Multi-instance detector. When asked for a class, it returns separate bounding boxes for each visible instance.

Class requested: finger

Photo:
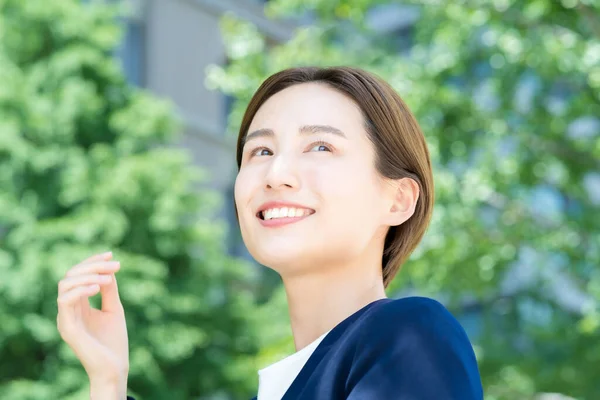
[78,251,113,267]
[57,284,101,332]
[101,273,123,313]
[58,284,101,308]
[64,251,112,278]
[65,261,120,278]
[58,274,113,295]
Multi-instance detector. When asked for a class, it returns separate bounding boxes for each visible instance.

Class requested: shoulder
[368,295,455,320]
[346,297,483,398]
[354,296,480,377]
[359,296,468,341]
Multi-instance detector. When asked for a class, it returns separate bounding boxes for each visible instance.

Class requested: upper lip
[256,201,315,216]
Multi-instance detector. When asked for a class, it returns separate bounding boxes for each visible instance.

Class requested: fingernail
[102,251,113,258]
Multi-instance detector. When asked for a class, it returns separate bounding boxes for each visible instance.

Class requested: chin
[255,247,301,265]
[251,245,307,271]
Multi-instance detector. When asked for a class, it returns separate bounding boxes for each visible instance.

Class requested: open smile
[257,212,315,227]
[256,206,316,228]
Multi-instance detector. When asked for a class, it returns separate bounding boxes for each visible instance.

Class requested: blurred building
[116,0,294,190]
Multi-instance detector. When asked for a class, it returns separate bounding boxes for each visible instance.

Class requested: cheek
[313,163,384,226]
[310,160,378,200]
[234,170,252,218]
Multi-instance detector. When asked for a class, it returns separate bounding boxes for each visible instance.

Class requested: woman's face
[234,82,393,275]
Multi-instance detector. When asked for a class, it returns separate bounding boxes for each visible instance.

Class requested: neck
[281,261,387,352]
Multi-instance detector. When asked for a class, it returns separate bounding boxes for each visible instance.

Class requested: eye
[307,140,333,152]
[249,146,273,157]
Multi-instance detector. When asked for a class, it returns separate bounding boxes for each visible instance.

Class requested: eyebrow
[243,124,347,148]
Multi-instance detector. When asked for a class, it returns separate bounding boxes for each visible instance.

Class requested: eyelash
[248,140,334,158]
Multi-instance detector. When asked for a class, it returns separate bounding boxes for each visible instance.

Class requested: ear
[384,177,420,227]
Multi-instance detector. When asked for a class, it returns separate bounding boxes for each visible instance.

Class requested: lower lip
[258,212,314,227]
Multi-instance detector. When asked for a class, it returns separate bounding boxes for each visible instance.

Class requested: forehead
[248,83,365,136]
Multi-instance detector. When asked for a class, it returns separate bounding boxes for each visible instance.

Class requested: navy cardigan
[128,296,483,400]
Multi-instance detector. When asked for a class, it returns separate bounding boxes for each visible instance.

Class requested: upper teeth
[263,207,311,220]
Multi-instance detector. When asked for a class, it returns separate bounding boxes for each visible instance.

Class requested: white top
[257,329,332,400]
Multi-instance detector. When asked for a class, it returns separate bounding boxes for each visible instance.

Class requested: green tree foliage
[208,1,600,399]
[0,1,259,399]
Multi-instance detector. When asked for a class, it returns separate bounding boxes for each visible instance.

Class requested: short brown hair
[235,66,434,288]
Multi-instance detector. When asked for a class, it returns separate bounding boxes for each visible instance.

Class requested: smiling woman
[232,66,483,399]
[57,66,483,400]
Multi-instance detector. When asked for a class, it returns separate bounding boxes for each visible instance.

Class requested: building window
[82,0,146,86]
[114,16,146,87]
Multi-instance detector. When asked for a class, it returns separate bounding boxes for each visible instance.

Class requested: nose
[264,153,300,191]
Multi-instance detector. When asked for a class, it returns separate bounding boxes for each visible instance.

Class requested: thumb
[101,273,123,313]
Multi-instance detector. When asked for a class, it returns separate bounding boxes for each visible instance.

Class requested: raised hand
[57,251,129,396]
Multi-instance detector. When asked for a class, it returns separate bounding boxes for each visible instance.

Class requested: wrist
[89,372,128,400]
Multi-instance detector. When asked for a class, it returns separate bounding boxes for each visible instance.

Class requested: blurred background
[0,0,599,399]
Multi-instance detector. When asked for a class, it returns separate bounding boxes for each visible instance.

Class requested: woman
[57,66,483,399]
